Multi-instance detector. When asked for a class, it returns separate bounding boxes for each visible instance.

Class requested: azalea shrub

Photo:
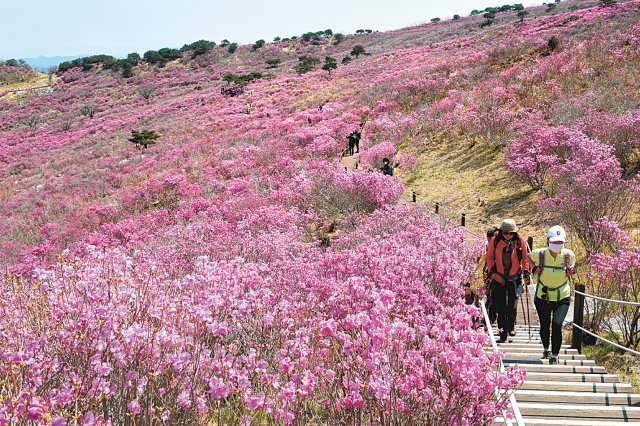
[0,208,521,425]
[586,236,640,349]
[5,0,640,422]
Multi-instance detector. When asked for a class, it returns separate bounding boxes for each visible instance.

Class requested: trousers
[534,297,570,355]
[488,278,520,340]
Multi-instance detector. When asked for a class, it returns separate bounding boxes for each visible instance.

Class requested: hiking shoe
[549,355,558,365]
[542,350,551,359]
[509,330,517,337]
[498,335,508,344]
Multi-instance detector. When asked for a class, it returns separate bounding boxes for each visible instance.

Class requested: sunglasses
[502,231,514,235]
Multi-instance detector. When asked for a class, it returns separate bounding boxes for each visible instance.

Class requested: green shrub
[266,58,282,68]
[252,39,266,51]
[228,43,238,54]
[121,62,133,78]
[129,130,160,149]
[223,72,263,86]
[180,40,216,58]
[127,53,141,65]
[294,56,321,74]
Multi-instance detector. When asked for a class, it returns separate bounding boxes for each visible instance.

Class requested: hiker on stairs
[529,225,576,365]
[486,219,531,343]
[481,227,500,325]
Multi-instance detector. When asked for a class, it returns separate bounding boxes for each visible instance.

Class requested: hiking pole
[525,280,531,340]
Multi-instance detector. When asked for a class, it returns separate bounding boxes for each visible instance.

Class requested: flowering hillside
[1,0,640,423]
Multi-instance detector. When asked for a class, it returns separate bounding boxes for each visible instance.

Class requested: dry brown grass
[399,134,551,243]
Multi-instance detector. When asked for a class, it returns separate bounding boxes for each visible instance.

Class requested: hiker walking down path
[381,158,394,176]
[530,225,576,365]
[486,219,531,343]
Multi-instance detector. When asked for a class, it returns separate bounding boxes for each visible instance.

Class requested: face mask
[549,242,565,253]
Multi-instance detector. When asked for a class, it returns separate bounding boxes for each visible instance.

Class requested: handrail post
[572,283,585,353]
[461,213,466,227]
[435,202,440,214]
[412,191,416,202]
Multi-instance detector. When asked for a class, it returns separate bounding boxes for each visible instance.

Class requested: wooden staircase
[490,297,640,425]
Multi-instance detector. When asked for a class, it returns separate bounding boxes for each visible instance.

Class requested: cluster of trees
[58,53,143,77]
[295,45,367,75]
[1,59,31,69]
[220,40,239,53]
[142,48,181,66]
[469,3,541,27]
[223,71,264,86]
[271,30,345,46]
[301,29,333,43]
[180,40,216,58]
[58,38,229,77]
[0,59,34,85]
[470,3,525,15]
[56,25,375,80]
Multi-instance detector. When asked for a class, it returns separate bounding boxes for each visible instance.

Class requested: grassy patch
[398,135,548,240]
[582,343,640,393]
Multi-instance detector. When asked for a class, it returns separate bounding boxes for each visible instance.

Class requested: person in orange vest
[529,225,576,365]
[486,219,531,342]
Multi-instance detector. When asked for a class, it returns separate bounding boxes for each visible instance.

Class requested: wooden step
[495,352,588,361]
[514,389,640,406]
[538,359,596,366]
[505,364,606,374]
[495,343,572,349]
[524,371,619,383]
[521,381,633,393]
[518,402,640,420]
[517,418,640,425]
[488,347,580,354]
[502,358,595,366]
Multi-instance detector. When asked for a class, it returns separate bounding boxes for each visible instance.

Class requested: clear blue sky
[1,0,545,58]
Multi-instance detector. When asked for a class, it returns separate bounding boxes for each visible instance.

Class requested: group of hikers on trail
[345,128,361,156]
[342,123,394,176]
[483,219,576,365]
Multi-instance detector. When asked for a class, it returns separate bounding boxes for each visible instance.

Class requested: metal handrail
[480,298,525,426]
[571,289,640,307]
[566,321,640,356]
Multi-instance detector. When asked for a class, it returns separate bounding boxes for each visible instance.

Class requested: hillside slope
[1,0,640,423]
